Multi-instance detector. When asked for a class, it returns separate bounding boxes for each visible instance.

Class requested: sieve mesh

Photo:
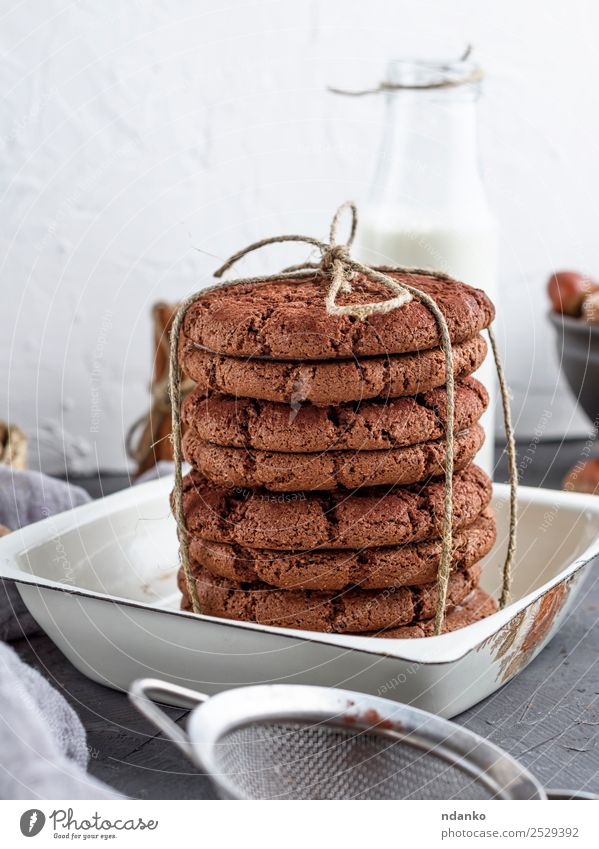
[212,721,497,800]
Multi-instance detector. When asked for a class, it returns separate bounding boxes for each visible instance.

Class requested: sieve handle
[129,677,209,758]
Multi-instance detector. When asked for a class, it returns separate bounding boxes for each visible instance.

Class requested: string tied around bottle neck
[328,46,483,97]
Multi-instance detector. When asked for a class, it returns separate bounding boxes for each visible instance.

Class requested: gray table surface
[10,439,599,799]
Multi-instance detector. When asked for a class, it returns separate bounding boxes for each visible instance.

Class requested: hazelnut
[582,291,599,325]
[547,270,599,317]
[563,458,599,494]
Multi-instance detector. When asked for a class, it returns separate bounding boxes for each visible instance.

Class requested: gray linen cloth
[0,642,119,799]
[0,465,121,799]
[0,466,91,640]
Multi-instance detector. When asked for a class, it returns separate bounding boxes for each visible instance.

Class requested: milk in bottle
[358,56,498,476]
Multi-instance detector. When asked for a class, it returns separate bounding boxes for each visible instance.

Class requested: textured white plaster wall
[1,0,597,474]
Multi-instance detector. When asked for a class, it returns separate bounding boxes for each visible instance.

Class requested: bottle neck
[370,87,488,217]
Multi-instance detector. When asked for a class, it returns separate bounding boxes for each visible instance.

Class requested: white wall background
[1,0,597,475]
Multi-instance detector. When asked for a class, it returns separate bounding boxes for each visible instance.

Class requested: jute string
[169,201,517,635]
[328,46,483,98]
[126,372,195,466]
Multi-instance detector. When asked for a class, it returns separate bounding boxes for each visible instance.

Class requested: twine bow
[169,202,517,636]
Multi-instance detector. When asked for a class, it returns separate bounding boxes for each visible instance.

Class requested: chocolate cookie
[371,588,498,638]
[179,563,482,633]
[181,377,488,453]
[179,464,492,550]
[179,333,488,405]
[182,273,494,360]
[189,508,496,590]
[182,423,485,491]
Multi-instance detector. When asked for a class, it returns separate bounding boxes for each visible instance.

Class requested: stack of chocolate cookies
[175,272,499,637]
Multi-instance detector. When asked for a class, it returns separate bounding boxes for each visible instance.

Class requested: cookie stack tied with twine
[170,203,517,637]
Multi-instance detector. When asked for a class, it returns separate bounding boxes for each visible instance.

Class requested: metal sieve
[129,679,546,800]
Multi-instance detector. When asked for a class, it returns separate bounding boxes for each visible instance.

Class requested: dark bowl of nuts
[548,270,599,428]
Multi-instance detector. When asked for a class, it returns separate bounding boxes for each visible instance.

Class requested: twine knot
[320,243,353,294]
[321,242,350,269]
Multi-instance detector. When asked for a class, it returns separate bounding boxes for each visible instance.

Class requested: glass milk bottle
[359,58,498,477]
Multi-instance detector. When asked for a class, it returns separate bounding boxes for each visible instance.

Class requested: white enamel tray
[1,476,598,717]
